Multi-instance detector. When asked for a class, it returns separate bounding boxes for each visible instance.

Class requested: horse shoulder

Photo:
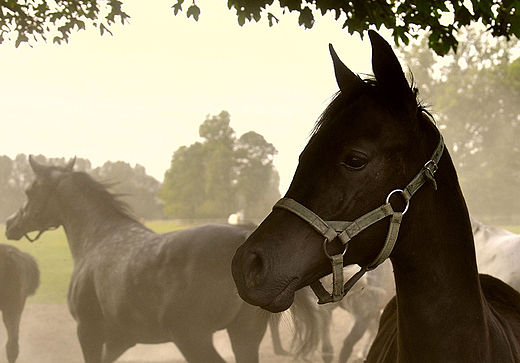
[480,274,520,359]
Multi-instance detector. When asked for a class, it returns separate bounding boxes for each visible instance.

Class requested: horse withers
[5,157,277,363]
[0,243,40,363]
[232,30,520,362]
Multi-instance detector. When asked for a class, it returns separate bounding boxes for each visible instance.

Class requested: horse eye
[341,155,366,170]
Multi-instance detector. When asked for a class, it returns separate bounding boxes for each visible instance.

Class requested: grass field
[0,220,188,305]
[1,221,519,305]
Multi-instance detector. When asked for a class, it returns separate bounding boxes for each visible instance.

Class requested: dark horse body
[232,30,520,362]
[0,243,39,363]
[5,158,271,363]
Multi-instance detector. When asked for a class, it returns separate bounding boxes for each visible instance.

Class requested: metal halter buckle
[386,189,409,215]
[323,237,348,260]
[424,160,438,177]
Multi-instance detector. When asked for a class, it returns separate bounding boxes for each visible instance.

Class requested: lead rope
[273,134,444,304]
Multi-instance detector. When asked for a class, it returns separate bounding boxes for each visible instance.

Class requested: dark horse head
[5,156,76,241]
[232,31,441,312]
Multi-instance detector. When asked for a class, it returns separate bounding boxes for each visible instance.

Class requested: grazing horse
[0,243,40,363]
[4,156,317,363]
[232,30,520,362]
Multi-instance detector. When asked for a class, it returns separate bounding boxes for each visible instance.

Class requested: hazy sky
[0,1,378,193]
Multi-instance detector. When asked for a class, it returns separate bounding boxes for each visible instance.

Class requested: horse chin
[259,278,299,313]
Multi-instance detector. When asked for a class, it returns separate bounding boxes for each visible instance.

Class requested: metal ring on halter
[386,189,409,215]
[323,237,347,260]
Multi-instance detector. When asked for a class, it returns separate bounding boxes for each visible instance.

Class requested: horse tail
[7,246,40,297]
[288,287,321,359]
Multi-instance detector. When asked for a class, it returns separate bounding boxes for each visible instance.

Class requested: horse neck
[389,151,489,361]
[56,182,148,262]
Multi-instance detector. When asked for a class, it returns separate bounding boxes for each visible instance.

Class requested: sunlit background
[0,0,375,194]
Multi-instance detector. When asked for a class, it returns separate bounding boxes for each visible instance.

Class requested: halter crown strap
[273,134,444,304]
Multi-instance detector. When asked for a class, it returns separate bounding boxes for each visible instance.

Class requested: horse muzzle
[232,208,329,312]
[5,209,26,240]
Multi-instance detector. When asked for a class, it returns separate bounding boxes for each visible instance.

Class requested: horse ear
[29,155,51,178]
[369,30,416,116]
[65,156,76,172]
[329,44,362,95]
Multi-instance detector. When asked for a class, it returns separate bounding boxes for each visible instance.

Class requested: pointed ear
[329,44,363,95]
[65,156,76,172]
[369,30,416,116]
[29,155,51,178]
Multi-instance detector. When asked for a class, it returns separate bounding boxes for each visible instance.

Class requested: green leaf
[187,4,201,21]
[15,33,29,48]
[172,0,184,16]
[99,23,113,36]
[267,12,279,27]
[298,6,314,29]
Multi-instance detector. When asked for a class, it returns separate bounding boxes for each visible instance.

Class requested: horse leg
[269,315,289,356]
[338,317,370,363]
[317,305,334,363]
[227,304,269,363]
[172,332,227,363]
[2,304,23,363]
[360,313,380,358]
[102,338,135,363]
[77,321,104,363]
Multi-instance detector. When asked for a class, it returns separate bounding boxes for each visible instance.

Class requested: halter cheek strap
[273,134,444,304]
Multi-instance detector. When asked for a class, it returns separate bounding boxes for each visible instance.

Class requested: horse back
[67,223,256,340]
[0,244,40,306]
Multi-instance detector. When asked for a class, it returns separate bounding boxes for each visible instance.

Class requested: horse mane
[311,74,434,140]
[68,171,137,222]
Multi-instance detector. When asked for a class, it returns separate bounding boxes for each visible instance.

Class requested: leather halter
[273,134,445,304]
[22,178,61,243]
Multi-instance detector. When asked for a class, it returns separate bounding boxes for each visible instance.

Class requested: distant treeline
[0,154,163,222]
[0,112,282,224]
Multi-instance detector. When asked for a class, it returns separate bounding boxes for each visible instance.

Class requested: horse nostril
[245,252,266,288]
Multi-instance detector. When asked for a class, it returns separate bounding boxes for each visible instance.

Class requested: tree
[159,143,206,219]
[91,160,163,220]
[1,0,130,46]
[180,0,519,55]
[160,111,280,220]
[199,111,237,217]
[3,1,518,55]
[235,131,280,219]
[399,27,520,221]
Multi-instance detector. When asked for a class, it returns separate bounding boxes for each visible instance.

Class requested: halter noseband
[273,134,445,304]
[22,177,62,243]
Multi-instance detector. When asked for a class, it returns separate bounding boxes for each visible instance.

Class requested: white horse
[471,216,520,291]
